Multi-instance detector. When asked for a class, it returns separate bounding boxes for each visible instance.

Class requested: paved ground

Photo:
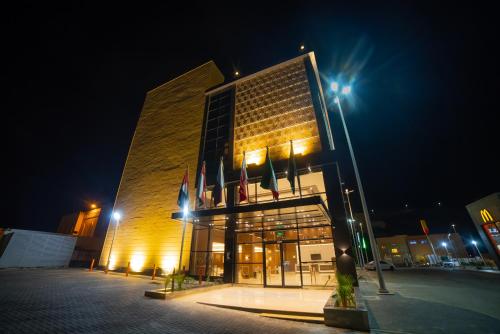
[176,286,331,314]
[1,268,499,333]
[0,268,349,334]
[359,268,500,333]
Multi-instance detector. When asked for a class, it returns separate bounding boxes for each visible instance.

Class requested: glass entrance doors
[265,242,301,287]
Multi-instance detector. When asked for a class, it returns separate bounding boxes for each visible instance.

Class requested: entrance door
[265,242,301,287]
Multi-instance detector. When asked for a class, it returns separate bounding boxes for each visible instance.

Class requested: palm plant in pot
[334,273,355,308]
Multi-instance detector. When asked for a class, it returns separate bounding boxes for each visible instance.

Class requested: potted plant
[334,273,355,308]
[323,273,369,331]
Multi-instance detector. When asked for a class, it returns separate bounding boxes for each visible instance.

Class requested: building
[58,206,110,266]
[376,233,468,266]
[0,229,76,268]
[466,193,500,267]
[100,52,357,287]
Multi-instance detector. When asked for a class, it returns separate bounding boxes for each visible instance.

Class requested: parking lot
[359,268,500,333]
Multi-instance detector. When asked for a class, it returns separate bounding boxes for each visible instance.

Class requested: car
[364,260,395,271]
[442,260,460,268]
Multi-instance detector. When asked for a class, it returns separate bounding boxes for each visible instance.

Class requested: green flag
[260,147,279,200]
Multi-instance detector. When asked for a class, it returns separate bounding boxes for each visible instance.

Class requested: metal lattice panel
[233,59,322,168]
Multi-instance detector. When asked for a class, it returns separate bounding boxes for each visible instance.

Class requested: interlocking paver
[0,268,349,334]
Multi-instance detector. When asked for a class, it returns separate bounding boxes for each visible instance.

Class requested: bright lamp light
[472,240,477,245]
[113,212,121,221]
[342,85,352,95]
[183,205,189,217]
[331,81,339,92]
[441,242,447,247]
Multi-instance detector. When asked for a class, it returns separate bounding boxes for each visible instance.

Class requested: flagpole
[290,140,302,198]
[178,165,189,275]
[244,152,250,203]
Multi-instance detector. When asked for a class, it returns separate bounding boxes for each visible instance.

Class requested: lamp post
[331,81,389,294]
[451,224,458,234]
[471,240,486,266]
[105,212,121,273]
[441,242,450,260]
[345,188,364,267]
[447,233,455,260]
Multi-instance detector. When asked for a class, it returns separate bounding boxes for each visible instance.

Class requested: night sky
[7,2,499,239]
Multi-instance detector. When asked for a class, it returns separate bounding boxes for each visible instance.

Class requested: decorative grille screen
[233,59,321,168]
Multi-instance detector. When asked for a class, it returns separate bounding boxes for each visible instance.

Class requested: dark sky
[7,2,499,235]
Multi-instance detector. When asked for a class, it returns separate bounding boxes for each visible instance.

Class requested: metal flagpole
[178,165,189,274]
[291,141,302,198]
[244,152,250,203]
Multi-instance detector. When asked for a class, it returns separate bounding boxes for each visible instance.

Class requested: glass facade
[189,220,225,278]
[234,204,335,287]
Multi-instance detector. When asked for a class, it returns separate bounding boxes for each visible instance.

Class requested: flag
[177,168,189,209]
[260,147,279,200]
[287,141,297,195]
[212,157,225,207]
[239,152,248,202]
[196,161,207,208]
[420,219,429,235]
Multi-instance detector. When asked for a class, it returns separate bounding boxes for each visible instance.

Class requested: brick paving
[0,268,350,334]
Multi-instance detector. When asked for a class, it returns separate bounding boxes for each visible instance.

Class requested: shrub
[335,273,355,308]
[175,273,186,290]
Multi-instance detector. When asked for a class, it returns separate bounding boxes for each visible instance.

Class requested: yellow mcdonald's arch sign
[480,209,494,223]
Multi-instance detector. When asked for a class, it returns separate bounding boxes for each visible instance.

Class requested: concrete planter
[323,287,369,331]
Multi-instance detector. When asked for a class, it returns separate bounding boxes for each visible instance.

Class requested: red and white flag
[239,153,248,202]
[196,161,207,208]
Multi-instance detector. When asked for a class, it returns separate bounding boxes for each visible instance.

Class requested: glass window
[300,239,335,287]
[237,243,263,263]
[298,226,332,240]
[237,232,262,244]
[236,263,264,284]
[263,229,297,242]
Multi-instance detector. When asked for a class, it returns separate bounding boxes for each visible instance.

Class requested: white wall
[0,229,76,268]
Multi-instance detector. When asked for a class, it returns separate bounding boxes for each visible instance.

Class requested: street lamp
[441,242,450,259]
[471,240,486,266]
[331,81,389,294]
[106,211,121,273]
[451,224,458,234]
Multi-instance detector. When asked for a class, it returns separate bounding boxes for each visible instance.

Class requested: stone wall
[99,62,224,272]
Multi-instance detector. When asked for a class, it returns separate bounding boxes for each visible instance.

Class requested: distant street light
[106,211,121,273]
[331,80,389,294]
[471,240,486,266]
[345,188,364,267]
[447,233,456,259]
[451,224,458,234]
[441,242,450,259]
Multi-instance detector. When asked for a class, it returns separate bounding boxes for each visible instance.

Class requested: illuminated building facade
[100,53,357,286]
[466,193,500,268]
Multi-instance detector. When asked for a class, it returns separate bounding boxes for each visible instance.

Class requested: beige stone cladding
[99,62,224,273]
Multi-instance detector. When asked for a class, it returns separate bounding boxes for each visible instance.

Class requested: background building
[0,229,76,268]
[377,233,467,266]
[58,206,110,266]
[466,193,500,267]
